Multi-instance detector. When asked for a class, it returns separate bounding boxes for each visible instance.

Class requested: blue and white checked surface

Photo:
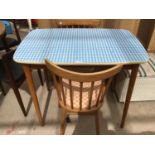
[13,28,149,65]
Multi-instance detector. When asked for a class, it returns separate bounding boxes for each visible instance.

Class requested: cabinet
[37,19,57,28]
[148,26,155,52]
[136,19,155,52]
[102,19,140,35]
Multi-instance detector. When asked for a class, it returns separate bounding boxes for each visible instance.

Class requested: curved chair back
[45,60,123,113]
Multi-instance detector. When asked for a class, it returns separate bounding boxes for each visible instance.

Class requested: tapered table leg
[23,65,44,126]
[120,64,139,128]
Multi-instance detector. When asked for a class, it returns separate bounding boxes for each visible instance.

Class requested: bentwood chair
[45,60,123,135]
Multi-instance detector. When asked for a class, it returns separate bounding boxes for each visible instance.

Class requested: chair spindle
[95,81,105,107]
[79,82,83,110]
[69,80,74,109]
[59,77,66,106]
[88,81,94,109]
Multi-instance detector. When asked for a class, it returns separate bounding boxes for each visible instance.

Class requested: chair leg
[0,80,6,95]
[37,69,44,86]
[111,75,117,92]
[12,86,27,117]
[66,116,71,123]
[95,111,100,135]
[60,109,67,135]
[44,69,51,91]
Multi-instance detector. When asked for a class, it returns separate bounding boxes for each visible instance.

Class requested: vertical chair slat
[95,81,105,107]
[59,77,66,106]
[79,82,83,111]
[53,75,62,102]
[69,80,74,109]
[88,81,94,109]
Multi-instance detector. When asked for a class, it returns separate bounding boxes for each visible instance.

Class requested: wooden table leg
[120,64,139,128]
[23,65,44,126]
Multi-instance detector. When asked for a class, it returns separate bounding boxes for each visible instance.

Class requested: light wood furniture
[45,60,123,134]
[37,19,102,28]
[56,19,102,28]
[14,29,148,128]
[37,19,57,28]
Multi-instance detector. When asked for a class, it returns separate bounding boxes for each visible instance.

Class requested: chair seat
[62,79,102,109]
[0,37,19,50]
[0,59,24,82]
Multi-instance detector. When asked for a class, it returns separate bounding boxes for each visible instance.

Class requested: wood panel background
[148,27,155,52]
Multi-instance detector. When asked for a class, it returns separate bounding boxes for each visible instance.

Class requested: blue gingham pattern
[13,28,149,65]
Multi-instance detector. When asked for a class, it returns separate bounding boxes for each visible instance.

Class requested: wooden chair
[0,50,27,116]
[0,19,21,51]
[0,19,44,85]
[56,19,101,28]
[45,60,123,134]
[0,21,42,116]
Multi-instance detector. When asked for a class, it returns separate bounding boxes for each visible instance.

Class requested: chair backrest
[56,19,101,28]
[45,60,123,112]
[0,19,21,52]
[1,19,21,42]
[11,19,21,43]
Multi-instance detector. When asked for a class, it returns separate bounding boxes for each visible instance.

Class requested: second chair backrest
[0,19,21,52]
[11,19,21,43]
[56,19,102,28]
[1,19,21,43]
[45,60,123,113]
